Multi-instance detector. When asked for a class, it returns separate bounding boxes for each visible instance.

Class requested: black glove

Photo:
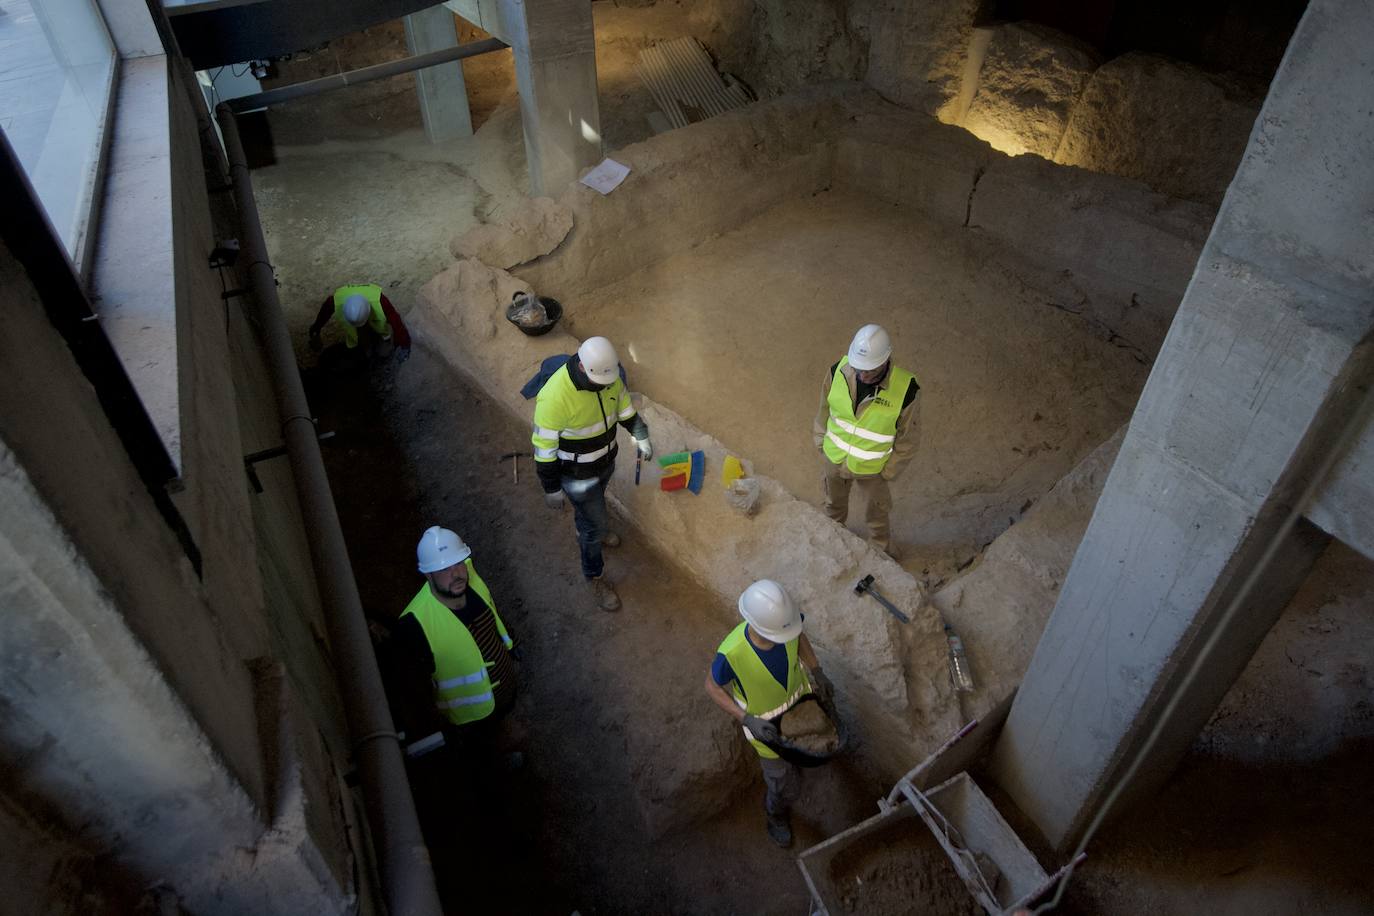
[810,668,835,704]
[509,644,524,663]
[743,714,780,745]
[396,345,411,363]
[308,329,323,353]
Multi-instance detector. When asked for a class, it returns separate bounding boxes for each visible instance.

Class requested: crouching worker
[308,283,412,370]
[704,579,835,848]
[390,526,518,746]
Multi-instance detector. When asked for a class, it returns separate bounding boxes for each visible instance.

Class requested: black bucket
[506,292,563,337]
[764,695,851,767]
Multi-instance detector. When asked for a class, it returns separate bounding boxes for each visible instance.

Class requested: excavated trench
[250,7,1374,912]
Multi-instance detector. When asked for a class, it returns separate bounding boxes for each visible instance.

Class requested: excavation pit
[419,81,1214,768]
[505,83,1209,574]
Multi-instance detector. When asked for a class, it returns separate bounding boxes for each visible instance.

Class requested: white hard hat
[343,294,371,327]
[416,526,471,574]
[847,324,892,371]
[738,579,803,643]
[577,336,620,386]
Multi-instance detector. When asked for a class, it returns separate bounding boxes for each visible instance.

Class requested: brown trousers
[821,457,892,551]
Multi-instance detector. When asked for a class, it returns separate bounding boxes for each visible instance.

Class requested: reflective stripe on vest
[557,444,611,463]
[400,558,512,726]
[822,357,916,476]
[438,691,494,709]
[531,363,633,468]
[717,621,810,759]
[435,670,487,690]
[332,284,390,349]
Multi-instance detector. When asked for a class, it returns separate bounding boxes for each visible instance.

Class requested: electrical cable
[207,66,225,109]
[214,262,230,332]
[1030,361,1374,914]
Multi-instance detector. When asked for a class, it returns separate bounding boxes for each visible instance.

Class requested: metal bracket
[208,239,240,268]
[244,430,335,493]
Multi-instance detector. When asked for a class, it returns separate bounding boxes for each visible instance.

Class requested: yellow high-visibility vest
[717,621,810,759]
[332,284,390,349]
[400,560,513,726]
[822,356,916,475]
[531,363,634,470]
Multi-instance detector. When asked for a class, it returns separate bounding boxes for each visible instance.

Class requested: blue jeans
[563,463,614,579]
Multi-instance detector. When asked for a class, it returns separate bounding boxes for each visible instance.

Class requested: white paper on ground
[579,158,631,195]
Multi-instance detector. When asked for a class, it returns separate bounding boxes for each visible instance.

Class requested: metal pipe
[213,102,442,916]
[228,37,507,112]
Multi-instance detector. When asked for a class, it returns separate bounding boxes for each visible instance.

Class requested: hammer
[499,451,529,484]
[854,574,910,624]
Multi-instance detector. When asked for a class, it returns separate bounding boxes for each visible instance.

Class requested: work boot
[602,531,622,548]
[588,575,621,612]
[766,815,793,849]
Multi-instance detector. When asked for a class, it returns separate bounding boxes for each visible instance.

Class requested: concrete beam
[990,0,1374,852]
[496,0,602,196]
[403,5,473,143]
[1308,416,1374,560]
[443,0,506,40]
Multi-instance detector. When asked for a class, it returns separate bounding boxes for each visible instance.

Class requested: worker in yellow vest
[307,283,412,368]
[813,324,922,557]
[389,526,517,737]
[532,336,653,612]
[704,579,835,848]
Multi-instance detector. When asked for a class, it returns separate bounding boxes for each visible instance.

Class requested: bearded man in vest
[704,579,835,848]
[389,527,518,741]
[813,324,921,557]
[307,283,412,369]
[532,336,653,612]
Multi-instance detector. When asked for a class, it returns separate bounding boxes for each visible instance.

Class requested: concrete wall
[1308,415,1374,561]
[990,0,1374,851]
[0,791,145,916]
[0,56,365,915]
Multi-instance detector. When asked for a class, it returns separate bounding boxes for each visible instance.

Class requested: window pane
[0,0,116,263]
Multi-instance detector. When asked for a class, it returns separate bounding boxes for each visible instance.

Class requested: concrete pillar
[497,0,602,195]
[990,0,1374,853]
[403,5,473,142]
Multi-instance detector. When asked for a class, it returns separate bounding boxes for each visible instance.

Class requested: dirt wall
[1052,52,1262,209]
[830,90,1213,359]
[960,22,1100,158]
[516,82,856,302]
[930,427,1125,719]
[864,0,982,119]
[533,82,1207,380]
[676,2,1262,207]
